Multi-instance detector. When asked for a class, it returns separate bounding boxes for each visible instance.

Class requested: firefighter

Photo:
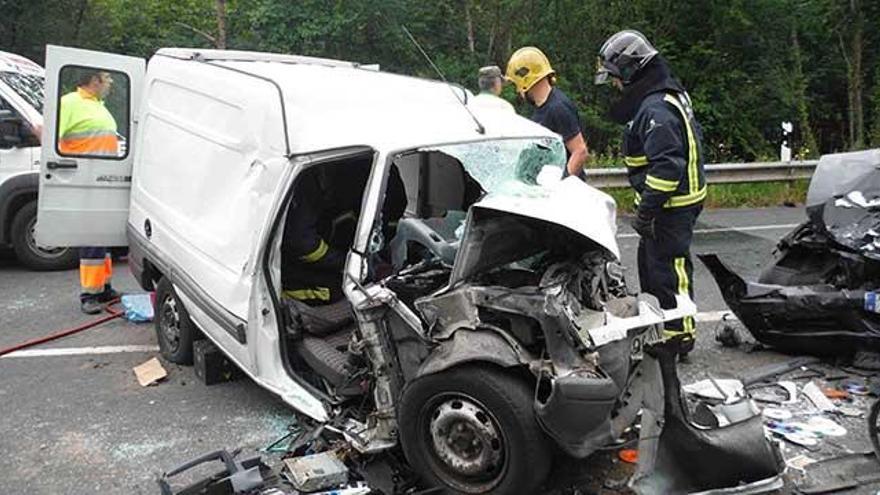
[506,47,589,179]
[58,70,120,314]
[595,30,706,359]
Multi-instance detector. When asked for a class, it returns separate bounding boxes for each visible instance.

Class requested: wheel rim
[25,216,68,259]
[159,294,181,353]
[423,393,507,493]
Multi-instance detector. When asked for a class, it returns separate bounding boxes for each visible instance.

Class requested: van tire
[10,202,78,271]
[398,365,551,495]
[155,277,197,365]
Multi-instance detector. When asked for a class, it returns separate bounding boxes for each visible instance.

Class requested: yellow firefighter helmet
[506,46,556,95]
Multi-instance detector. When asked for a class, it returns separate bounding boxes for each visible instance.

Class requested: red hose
[0,300,124,357]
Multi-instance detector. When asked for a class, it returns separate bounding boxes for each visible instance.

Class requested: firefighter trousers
[637,205,702,341]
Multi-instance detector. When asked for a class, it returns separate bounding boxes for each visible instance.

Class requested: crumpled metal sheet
[700,253,880,355]
[631,348,784,495]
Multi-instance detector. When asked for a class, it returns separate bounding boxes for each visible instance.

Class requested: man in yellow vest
[58,70,120,313]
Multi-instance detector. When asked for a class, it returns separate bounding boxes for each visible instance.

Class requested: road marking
[1,344,159,359]
[618,223,799,239]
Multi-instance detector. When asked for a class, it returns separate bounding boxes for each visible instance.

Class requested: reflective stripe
[300,239,329,263]
[283,288,331,302]
[646,174,679,192]
[673,257,695,335]
[635,186,707,209]
[664,186,707,208]
[59,133,118,156]
[625,155,648,167]
[663,94,699,195]
[80,264,109,293]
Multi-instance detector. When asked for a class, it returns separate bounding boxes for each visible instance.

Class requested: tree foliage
[1,0,877,162]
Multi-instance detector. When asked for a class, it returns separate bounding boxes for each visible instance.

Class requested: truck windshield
[0,71,44,113]
[429,137,565,196]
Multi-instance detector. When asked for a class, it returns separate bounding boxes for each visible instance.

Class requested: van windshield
[0,71,44,113]
[427,137,565,197]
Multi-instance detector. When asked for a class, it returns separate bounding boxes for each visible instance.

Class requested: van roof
[0,50,44,76]
[155,48,557,155]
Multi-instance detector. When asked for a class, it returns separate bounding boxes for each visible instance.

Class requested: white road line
[1,344,159,359]
[4,312,739,360]
[617,223,799,239]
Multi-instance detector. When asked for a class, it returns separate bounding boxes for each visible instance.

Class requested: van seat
[295,327,363,397]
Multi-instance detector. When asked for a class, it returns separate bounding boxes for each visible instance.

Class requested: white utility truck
[36,45,694,494]
[0,50,77,269]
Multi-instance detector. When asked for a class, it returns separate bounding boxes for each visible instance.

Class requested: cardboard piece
[133,357,167,386]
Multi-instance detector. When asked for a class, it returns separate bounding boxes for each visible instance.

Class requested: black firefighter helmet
[595,30,659,85]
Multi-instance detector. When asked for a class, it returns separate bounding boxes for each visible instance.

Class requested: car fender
[0,171,37,244]
[415,328,528,379]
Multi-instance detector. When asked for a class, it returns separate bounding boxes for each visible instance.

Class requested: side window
[55,66,130,159]
[0,95,37,149]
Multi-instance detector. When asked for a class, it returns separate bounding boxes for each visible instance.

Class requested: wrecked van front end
[702,149,880,356]
[413,177,656,458]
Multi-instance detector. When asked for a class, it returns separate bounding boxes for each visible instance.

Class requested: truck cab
[0,50,77,270]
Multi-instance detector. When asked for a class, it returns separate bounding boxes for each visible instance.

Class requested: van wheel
[398,365,551,494]
[10,202,78,271]
[155,278,197,365]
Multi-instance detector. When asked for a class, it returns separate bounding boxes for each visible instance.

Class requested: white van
[0,50,77,269]
[36,46,692,494]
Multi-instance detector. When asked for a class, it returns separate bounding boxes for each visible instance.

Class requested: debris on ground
[193,340,241,385]
[121,292,155,322]
[133,357,167,386]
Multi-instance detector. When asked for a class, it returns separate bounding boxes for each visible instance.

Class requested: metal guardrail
[585,160,819,188]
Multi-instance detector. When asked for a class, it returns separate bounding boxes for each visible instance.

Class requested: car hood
[448,177,620,286]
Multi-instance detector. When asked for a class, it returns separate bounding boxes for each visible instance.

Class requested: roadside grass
[605,180,809,213]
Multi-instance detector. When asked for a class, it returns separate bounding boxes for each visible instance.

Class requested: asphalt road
[0,206,875,494]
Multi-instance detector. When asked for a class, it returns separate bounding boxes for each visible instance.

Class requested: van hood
[449,177,620,285]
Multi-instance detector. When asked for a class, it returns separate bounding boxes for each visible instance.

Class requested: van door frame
[258,146,377,408]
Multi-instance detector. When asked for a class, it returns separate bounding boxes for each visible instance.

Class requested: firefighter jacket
[613,58,706,214]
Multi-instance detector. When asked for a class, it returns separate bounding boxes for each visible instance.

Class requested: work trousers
[80,247,112,300]
[637,205,702,340]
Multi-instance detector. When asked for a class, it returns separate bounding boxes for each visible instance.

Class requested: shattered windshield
[430,137,566,196]
[0,71,45,113]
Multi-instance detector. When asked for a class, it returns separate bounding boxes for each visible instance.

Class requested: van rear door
[36,45,144,247]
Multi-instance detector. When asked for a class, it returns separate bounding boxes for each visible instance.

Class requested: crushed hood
[448,177,620,286]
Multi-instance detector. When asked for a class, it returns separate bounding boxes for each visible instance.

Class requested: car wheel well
[3,191,36,242]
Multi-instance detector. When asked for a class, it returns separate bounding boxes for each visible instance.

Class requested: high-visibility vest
[58,88,118,156]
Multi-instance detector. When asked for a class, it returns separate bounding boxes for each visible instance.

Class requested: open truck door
[36,45,144,247]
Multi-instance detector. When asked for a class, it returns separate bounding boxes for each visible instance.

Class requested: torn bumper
[700,253,880,355]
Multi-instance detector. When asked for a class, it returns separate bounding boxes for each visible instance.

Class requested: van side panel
[128,56,287,321]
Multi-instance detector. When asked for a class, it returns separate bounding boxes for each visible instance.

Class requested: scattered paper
[133,357,167,386]
[778,381,799,404]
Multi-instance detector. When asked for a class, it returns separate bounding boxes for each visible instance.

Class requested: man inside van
[58,70,120,313]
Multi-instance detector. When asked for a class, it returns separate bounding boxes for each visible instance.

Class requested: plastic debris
[121,293,155,322]
[803,381,837,412]
[823,388,850,400]
[761,408,793,421]
[786,454,817,471]
[803,416,847,437]
[683,378,745,402]
[765,421,819,448]
[618,449,638,464]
